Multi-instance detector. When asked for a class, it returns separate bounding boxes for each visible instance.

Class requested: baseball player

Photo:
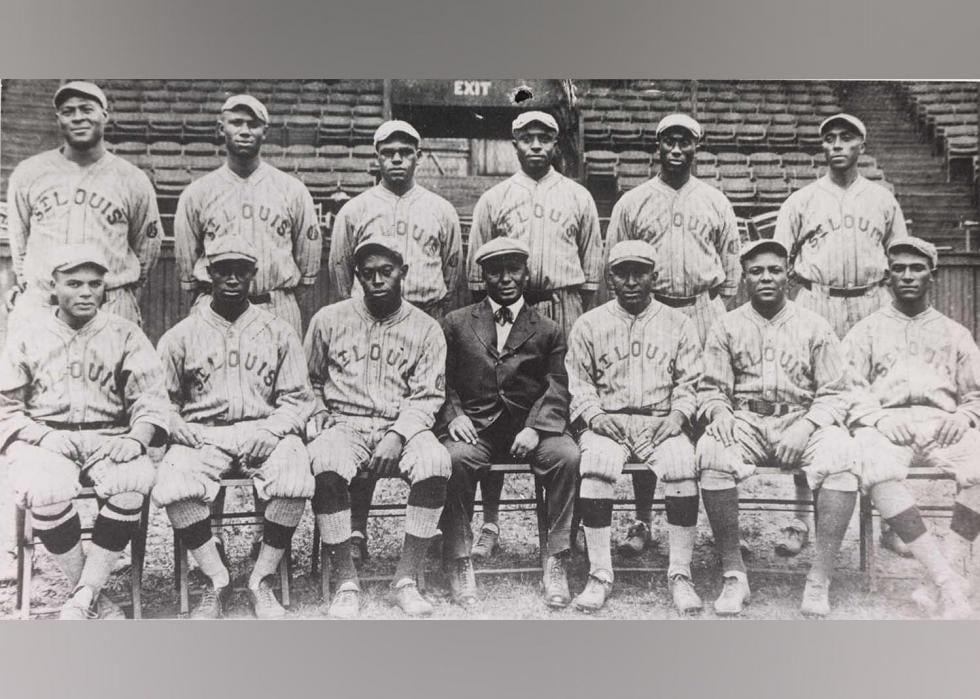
[844,237,975,619]
[696,239,859,617]
[0,244,169,619]
[439,237,580,610]
[466,110,603,559]
[305,238,451,619]
[602,113,742,558]
[152,235,315,619]
[328,119,462,565]
[773,113,909,559]
[566,240,703,614]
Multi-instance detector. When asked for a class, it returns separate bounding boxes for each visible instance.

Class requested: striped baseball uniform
[5,149,163,326]
[174,162,322,333]
[467,168,603,337]
[774,175,908,338]
[603,175,742,345]
[328,183,462,317]
[844,305,980,489]
[695,300,857,491]
[0,309,169,509]
[153,303,314,515]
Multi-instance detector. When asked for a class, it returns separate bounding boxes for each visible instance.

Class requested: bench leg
[311,524,320,576]
[279,544,291,609]
[320,542,331,602]
[534,477,548,570]
[15,506,28,619]
[130,498,150,620]
[177,538,190,617]
[859,492,877,592]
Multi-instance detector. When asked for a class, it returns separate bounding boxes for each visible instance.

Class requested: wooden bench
[15,487,150,619]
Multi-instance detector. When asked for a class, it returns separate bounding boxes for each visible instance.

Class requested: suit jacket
[439,299,570,435]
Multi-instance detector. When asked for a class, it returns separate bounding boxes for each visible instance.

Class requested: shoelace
[256,582,278,606]
[549,556,565,582]
[196,586,219,611]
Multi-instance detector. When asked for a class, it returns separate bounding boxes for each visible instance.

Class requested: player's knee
[444,438,488,472]
[817,470,858,493]
[535,435,581,475]
[699,468,737,491]
[107,491,144,511]
[311,471,349,515]
[694,435,727,472]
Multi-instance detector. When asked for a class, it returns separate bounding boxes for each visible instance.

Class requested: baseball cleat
[350,530,370,567]
[880,527,913,558]
[96,593,127,620]
[713,574,750,616]
[191,583,229,620]
[939,575,973,620]
[572,573,613,613]
[327,582,361,620]
[911,583,939,616]
[248,576,286,619]
[617,521,653,557]
[471,523,500,560]
[775,525,809,558]
[542,553,571,609]
[388,578,434,617]
[446,556,478,609]
[59,586,98,620]
[800,577,831,618]
[669,573,703,615]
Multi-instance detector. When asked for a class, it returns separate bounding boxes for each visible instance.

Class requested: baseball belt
[734,399,805,417]
[795,277,883,299]
[606,408,670,417]
[41,420,128,431]
[654,287,721,308]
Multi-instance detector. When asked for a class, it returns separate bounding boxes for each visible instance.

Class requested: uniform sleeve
[525,323,571,433]
[156,328,186,408]
[466,193,493,291]
[327,201,356,301]
[883,192,909,245]
[291,183,322,286]
[715,198,742,297]
[953,330,980,426]
[773,196,799,260]
[0,336,53,449]
[565,319,603,426]
[303,313,331,416]
[670,318,702,421]
[262,327,316,437]
[697,321,736,421]
[391,322,447,441]
[577,192,604,292]
[174,188,202,292]
[127,169,163,288]
[437,316,465,427]
[6,164,32,286]
[120,329,171,434]
[804,327,852,428]
[440,202,464,300]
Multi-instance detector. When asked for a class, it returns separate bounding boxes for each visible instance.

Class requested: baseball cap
[53,81,108,110]
[607,240,657,269]
[373,120,422,148]
[740,238,788,263]
[511,111,559,135]
[888,237,938,269]
[220,95,269,124]
[819,113,867,139]
[656,113,703,141]
[205,235,259,265]
[50,243,109,276]
[354,237,405,266]
[474,237,530,267]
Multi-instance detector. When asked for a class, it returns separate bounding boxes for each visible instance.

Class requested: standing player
[602,113,742,558]
[306,238,451,619]
[696,239,859,617]
[152,236,316,619]
[844,237,974,619]
[466,110,603,559]
[0,244,168,619]
[327,119,462,563]
[774,113,909,559]
[566,241,703,614]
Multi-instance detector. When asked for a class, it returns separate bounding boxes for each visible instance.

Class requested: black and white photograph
[1,76,979,622]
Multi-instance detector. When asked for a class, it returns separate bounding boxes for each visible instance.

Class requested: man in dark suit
[439,237,580,610]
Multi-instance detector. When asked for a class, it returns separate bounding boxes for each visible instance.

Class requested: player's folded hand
[934,412,970,448]
[590,414,627,443]
[774,420,816,470]
[648,412,684,447]
[307,411,333,439]
[369,431,404,477]
[510,427,540,459]
[171,419,204,447]
[38,430,78,459]
[875,414,916,446]
[448,415,479,445]
[88,436,144,466]
[705,411,736,447]
[243,428,279,463]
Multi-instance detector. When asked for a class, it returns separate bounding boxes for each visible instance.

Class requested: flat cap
[205,235,259,265]
[656,113,703,140]
[512,111,559,135]
[474,237,530,266]
[354,236,405,266]
[740,238,788,263]
[220,94,269,124]
[608,240,657,268]
[50,243,109,276]
[888,236,938,269]
[373,120,422,148]
[53,81,108,110]
[819,113,867,139]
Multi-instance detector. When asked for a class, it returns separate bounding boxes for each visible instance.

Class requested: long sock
[792,472,813,531]
[393,533,430,583]
[190,539,230,588]
[250,543,286,589]
[665,492,699,578]
[887,506,955,586]
[810,489,856,583]
[313,472,358,586]
[579,495,613,581]
[701,488,745,575]
[76,544,121,596]
[52,542,86,587]
[632,470,657,524]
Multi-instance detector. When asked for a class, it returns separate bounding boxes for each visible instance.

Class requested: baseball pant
[8,284,143,328]
[194,289,302,336]
[793,284,891,339]
[855,407,980,490]
[696,410,858,492]
[440,419,579,560]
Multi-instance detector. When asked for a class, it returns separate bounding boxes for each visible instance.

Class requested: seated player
[0,244,168,619]
[844,237,974,619]
[566,240,703,614]
[306,238,451,619]
[152,236,315,620]
[438,238,580,609]
[696,239,858,617]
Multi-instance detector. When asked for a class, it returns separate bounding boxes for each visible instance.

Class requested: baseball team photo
[1,77,979,621]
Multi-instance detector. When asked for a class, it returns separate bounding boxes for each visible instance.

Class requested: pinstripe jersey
[157,302,315,438]
[304,296,446,441]
[329,183,462,306]
[604,175,742,298]
[698,300,852,427]
[5,149,163,295]
[565,299,701,426]
[0,309,169,447]
[175,162,322,296]
[843,305,980,426]
[774,175,908,287]
[467,168,603,293]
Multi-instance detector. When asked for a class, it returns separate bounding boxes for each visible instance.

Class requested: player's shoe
[572,572,613,613]
[617,521,653,557]
[191,583,230,620]
[669,573,703,615]
[939,574,973,620]
[96,593,127,620]
[0,549,17,584]
[880,527,913,558]
[248,576,286,619]
[713,573,750,616]
[350,530,370,567]
[542,553,571,609]
[388,578,434,617]
[775,524,809,558]
[59,586,98,620]
[445,556,478,609]
[800,576,831,618]
[327,581,361,620]
[470,523,500,560]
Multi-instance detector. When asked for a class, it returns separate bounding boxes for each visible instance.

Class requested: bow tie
[493,305,514,326]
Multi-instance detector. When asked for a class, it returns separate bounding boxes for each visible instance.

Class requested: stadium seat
[757,179,791,204]
[617,162,651,179]
[318,144,352,159]
[717,112,743,125]
[610,121,643,146]
[782,152,814,169]
[753,164,787,180]
[735,124,767,148]
[109,112,148,142]
[946,135,979,182]
[618,150,651,165]
[338,171,376,195]
[622,99,649,113]
[291,101,322,117]
[149,140,183,156]
[718,163,752,180]
[767,125,798,149]
[797,125,822,148]
[184,141,217,156]
[796,113,823,127]
[721,177,757,205]
[318,115,353,143]
[353,104,384,118]
[357,92,384,105]
[184,114,220,144]
[857,154,878,169]
[748,152,781,167]
[704,124,736,149]
[618,175,649,193]
[760,103,789,115]
[285,115,320,146]
[695,163,720,181]
[584,121,611,144]
[111,99,143,114]
[148,114,185,141]
[860,167,885,181]
[113,141,147,157]
[744,113,773,126]
[815,104,842,117]
[716,152,748,166]
[353,116,385,142]
[284,144,316,157]
[787,103,815,116]
[184,155,215,172]
[585,150,618,178]
[770,113,798,127]
[694,151,718,167]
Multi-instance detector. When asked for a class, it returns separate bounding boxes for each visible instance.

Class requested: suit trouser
[440,418,580,559]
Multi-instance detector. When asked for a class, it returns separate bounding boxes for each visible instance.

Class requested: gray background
[1,0,979,697]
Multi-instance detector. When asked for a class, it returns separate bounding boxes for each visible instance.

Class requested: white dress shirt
[487,296,525,353]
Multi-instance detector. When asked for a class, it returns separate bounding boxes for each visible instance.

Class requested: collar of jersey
[746,299,794,326]
[882,303,937,323]
[817,173,868,197]
[221,160,268,184]
[651,173,697,197]
[513,167,558,190]
[352,294,410,325]
[374,182,420,201]
[52,308,108,336]
[199,301,260,330]
[607,297,662,322]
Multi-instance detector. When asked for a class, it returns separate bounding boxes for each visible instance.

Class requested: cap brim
[354,242,404,263]
[478,251,529,265]
[55,260,109,274]
[610,256,655,267]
